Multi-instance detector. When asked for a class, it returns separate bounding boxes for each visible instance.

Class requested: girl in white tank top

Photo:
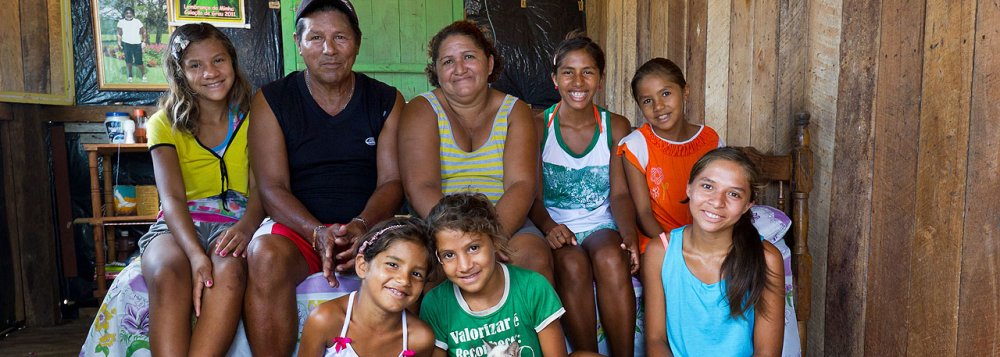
[298,218,438,357]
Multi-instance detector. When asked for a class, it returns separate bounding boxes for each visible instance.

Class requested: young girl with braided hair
[299,217,437,356]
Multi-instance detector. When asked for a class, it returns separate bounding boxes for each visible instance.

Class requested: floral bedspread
[80,259,359,357]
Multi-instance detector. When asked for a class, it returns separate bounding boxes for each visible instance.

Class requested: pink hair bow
[331,336,352,352]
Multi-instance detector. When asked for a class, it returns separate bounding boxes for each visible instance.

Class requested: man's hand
[314,225,341,288]
[333,221,366,272]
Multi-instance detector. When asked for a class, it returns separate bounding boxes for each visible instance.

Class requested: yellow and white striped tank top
[420,92,518,204]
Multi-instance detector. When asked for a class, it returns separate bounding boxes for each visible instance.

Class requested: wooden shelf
[84,143,154,298]
[74,215,158,226]
[83,143,148,154]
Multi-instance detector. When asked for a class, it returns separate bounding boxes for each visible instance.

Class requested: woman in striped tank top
[399,21,554,283]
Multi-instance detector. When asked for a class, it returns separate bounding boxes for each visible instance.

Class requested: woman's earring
[554,84,559,90]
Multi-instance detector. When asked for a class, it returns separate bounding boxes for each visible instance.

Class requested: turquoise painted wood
[281,0,464,100]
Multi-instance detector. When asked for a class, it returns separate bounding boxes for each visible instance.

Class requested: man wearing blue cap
[245,0,406,354]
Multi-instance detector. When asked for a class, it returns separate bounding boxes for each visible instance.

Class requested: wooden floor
[0,307,95,356]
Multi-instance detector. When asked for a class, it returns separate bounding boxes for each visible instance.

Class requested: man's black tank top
[261,71,397,223]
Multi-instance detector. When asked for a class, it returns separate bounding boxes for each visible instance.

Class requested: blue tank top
[661,226,754,356]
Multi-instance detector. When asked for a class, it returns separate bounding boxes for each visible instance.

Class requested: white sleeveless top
[540,104,617,234]
[324,291,412,357]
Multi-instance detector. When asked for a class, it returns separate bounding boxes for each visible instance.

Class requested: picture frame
[168,0,248,29]
[91,0,171,90]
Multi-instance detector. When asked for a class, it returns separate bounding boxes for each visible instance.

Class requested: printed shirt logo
[365,137,376,146]
[649,166,664,199]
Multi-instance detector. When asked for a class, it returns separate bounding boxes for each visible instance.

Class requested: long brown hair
[688,147,778,318]
[159,23,252,135]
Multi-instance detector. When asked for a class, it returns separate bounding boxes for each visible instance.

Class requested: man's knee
[246,235,306,287]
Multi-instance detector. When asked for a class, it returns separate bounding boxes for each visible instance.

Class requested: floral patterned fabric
[750,205,802,357]
[80,259,359,356]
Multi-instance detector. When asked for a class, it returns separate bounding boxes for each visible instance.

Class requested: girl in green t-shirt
[422,193,599,357]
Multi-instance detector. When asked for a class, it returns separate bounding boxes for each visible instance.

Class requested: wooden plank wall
[587,0,803,150]
[821,0,998,355]
[803,0,841,354]
[0,0,71,104]
[590,0,999,355]
[0,104,60,326]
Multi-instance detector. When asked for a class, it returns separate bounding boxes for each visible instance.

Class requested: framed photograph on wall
[91,0,171,90]
[168,0,248,29]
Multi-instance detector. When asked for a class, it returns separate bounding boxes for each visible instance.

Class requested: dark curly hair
[425,21,504,88]
[425,192,511,259]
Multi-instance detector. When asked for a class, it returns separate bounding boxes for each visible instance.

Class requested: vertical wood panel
[685,0,707,125]
[2,105,59,326]
[775,0,806,154]
[725,0,752,146]
[0,112,25,322]
[957,0,1000,354]
[909,0,976,354]
[585,0,607,108]
[399,0,425,64]
[637,0,651,64]
[704,0,730,140]
[354,0,373,64]
[750,0,778,152]
[648,1,668,60]
[864,0,926,355]
[667,0,686,68]
[804,0,842,353]
[603,0,639,124]
[824,0,881,355]
[19,0,49,93]
[46,0,64,95]
[372,0,400,64]
[0,0,25,92]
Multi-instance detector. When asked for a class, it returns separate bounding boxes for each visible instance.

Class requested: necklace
[305,70,354,114]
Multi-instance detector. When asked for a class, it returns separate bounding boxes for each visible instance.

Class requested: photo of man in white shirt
[117,7,148,83]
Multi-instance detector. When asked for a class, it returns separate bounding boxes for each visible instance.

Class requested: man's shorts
[253,219,324,274]
[122,42,143,66]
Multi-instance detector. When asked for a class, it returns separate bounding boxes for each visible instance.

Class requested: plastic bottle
[133,109,148,143]
[104,112,129,143]
[123,119,136,144]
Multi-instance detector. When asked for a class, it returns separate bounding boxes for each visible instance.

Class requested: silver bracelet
[351,216,370,231]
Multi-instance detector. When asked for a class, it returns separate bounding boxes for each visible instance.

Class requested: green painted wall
[281,0,464,100]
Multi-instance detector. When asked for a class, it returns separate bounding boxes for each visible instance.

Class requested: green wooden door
[281,0,464,100]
